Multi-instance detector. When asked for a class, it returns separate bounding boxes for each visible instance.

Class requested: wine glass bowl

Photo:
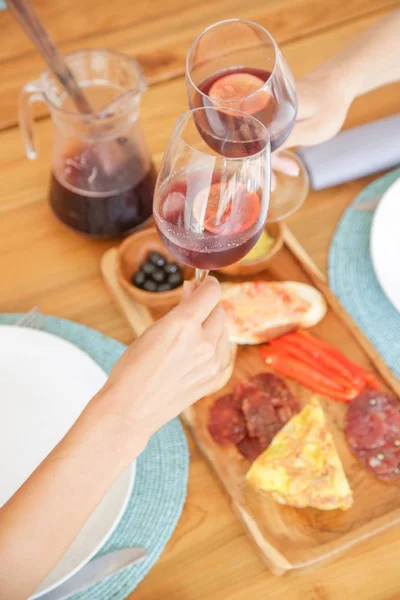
[215,221,284,277]
[153,107,271,279]
[186,19,297,152]
[186,19,309,222]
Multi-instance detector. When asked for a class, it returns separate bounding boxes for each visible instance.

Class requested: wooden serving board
[101,228,400,576]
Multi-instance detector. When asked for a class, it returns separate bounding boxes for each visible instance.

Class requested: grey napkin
[296,114,400,190]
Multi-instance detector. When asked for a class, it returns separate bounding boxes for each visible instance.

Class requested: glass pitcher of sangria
[19,49,156,238]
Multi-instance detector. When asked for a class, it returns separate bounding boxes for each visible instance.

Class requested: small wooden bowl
[215,222,283,277]
[116,227,195,309]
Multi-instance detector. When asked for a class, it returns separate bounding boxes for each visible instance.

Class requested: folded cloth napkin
[296,114,400,190]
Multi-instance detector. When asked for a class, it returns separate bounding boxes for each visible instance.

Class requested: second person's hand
[281,64,353,149]
[270,64,353,188]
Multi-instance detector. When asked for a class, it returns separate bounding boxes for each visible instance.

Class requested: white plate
[0,326,135,598]
[370,177,400,312]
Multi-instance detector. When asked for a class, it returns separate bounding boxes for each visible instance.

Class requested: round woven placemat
[328,168,400,379]
[0,315,189,600]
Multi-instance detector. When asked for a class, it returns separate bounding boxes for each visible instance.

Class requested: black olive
[141,262,156,276]
[168,272,183,289]
[164,261,180,275]
[157,283,173,292]
[148,251,166,268]
[132,270,146,289]
[143,279,158,292]
[152,269,166,283]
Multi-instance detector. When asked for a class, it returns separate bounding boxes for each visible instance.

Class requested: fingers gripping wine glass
[186,19,309,222]
[153,107,270,282]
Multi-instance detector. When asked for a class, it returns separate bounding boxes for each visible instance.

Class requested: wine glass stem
[195,269,209,283]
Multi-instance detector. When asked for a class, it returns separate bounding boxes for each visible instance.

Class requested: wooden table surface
[1,1,399,598]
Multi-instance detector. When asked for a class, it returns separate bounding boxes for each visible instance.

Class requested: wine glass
[186,18,309,222]
[153,107,270,283]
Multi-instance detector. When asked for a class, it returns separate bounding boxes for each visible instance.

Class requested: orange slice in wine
[193,182,260,234]
[209,73,271,116]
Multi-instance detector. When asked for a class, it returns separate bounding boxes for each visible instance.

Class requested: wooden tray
[101,226,400,576]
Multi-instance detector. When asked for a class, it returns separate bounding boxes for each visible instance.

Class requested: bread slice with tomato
[220,281,327,345]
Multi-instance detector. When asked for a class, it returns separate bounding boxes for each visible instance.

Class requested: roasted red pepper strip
[269,338,364,391]
[260,347,359,402]
[363,372,380,390]
[296,330,380,390]
[279,332,359,385]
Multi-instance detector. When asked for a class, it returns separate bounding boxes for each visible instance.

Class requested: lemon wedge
[241,230,274,262]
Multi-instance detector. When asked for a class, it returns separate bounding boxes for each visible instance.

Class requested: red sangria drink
[154,169,264,270]
[186,20,308,221]
[19,50,155,237]
[50,144,156,237]
[153,108,270,281]
[194,67,297,153]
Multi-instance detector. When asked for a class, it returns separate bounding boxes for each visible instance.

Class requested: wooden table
[1,1,399,598]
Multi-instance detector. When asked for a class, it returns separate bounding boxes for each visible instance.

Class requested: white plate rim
[370,176,400,312]
[0,325,135,598]
[32,466,135,599]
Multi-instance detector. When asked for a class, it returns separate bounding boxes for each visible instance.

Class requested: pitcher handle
[19,79,44,160]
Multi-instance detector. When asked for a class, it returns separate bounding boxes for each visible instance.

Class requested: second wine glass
[186,19,309,222]
[153,107,271,282]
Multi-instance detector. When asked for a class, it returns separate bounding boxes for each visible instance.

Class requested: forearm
[0,390,138,600]
[329,10,400,99]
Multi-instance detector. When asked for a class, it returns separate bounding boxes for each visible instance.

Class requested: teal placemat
[0,315,189,600]
[328,169,400,378]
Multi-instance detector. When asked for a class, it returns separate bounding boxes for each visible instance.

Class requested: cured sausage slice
[241,375,297,445]
[233,380,258,405]
[208,394,246,445]
[355,448,400,480]
[346,390,400,479]
[250,373,294,407]
[237,435,267,462]
[241,388,278,441]
[208,373,299,462]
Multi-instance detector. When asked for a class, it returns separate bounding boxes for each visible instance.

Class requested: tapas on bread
[220,281,327,344]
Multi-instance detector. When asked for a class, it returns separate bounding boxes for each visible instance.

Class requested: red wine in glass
[193,67,297,154]
[154,107,270,281]
[50,145,156,237]
[154,169,264,270]
[186,20,307,222]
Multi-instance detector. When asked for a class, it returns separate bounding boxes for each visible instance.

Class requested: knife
[36,547,147,600]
